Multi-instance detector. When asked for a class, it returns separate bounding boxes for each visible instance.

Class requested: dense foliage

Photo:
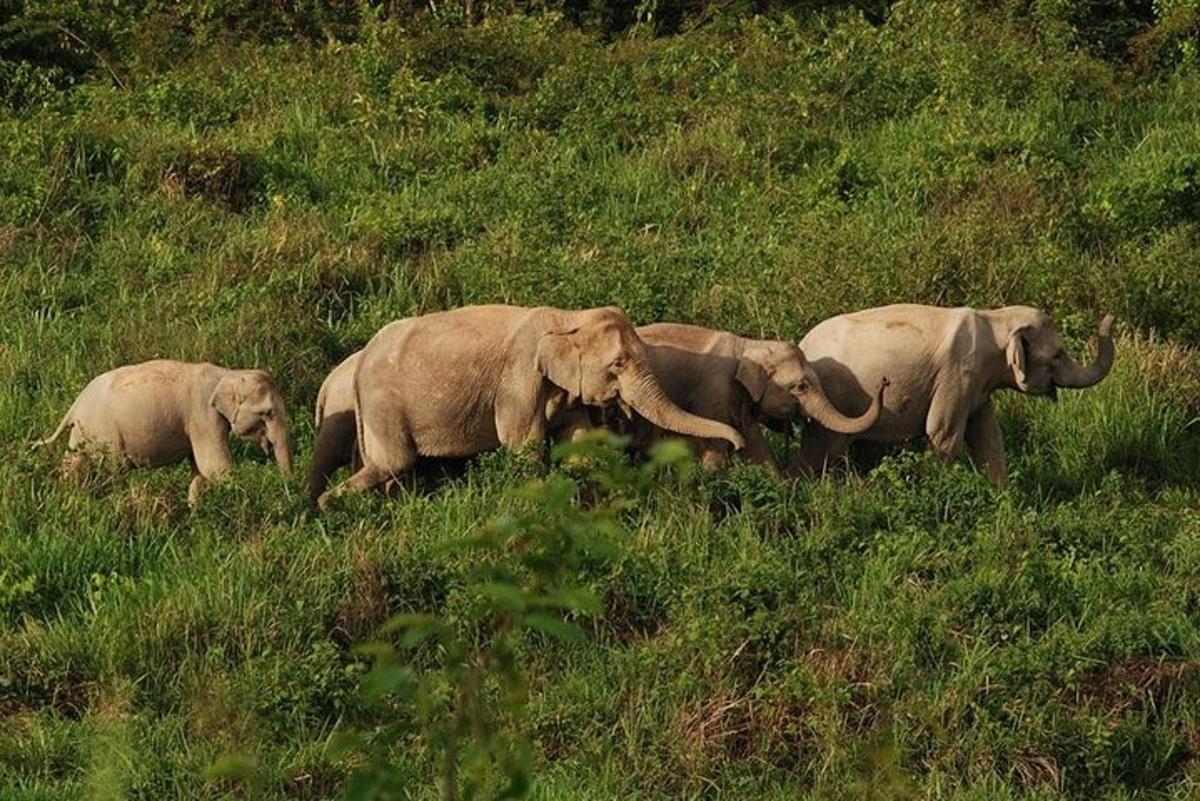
[3,1,1200,798]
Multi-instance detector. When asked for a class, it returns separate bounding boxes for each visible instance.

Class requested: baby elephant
[35,360,294,505]
[624,323,888,472]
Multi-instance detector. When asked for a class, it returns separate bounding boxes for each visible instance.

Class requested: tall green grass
[3,2,1200,798]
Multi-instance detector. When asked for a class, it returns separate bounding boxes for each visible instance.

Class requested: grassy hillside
[3,2,1200,798]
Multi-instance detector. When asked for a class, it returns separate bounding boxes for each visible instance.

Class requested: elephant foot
[60,451,92,482]
[187,475,207,509]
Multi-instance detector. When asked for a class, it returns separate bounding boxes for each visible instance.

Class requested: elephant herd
[35,303,1115,506]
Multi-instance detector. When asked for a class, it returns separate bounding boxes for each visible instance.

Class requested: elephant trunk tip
[267,419,294,477]
[1054,314,1116,389]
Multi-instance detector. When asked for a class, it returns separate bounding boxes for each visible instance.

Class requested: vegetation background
[3,0,1200,798]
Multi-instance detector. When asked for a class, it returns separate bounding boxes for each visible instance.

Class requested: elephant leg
[61,449,92,482]
[189,434,234,509]
[322,403,420,508]
[495,380,555,463]
[308,411,357,503]
[925,386,969,464]
[965,400,1007,487]
[319,461,405,510]
[791,426,850,478]
[188,469,208,509]
[497,410,549,464]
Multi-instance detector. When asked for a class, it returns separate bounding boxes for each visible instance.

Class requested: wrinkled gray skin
[318,305,746,509]
[606,323,888,472]
[35,360,294,505]
[796,305,1115,485]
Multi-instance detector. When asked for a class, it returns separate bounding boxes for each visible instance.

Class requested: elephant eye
[793,380,809,392]
[262,408,273,418]
[611,356,627,370]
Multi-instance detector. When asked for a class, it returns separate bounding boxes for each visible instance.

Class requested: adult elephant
[317,305,745,508]
[795,305,1115,486]
[307,349,599,502]
[35,360,294,505]
[617,323,888,472]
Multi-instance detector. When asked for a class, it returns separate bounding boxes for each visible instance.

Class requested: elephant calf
[619,323,888,472]
[795,305,1115,485]
[35,360,294,505]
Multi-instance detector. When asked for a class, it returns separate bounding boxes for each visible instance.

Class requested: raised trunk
[267,416,294,476]
[801,378,887,435]
[1053,314,1115,389]
[619,364,746,451]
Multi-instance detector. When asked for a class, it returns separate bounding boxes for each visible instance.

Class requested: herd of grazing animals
[35,303,1116,506]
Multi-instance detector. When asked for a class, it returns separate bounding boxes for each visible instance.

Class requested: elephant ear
[209,376,242,426]
[735,356,770,403]
[1006,327,1031,389]
[536,330,583,400]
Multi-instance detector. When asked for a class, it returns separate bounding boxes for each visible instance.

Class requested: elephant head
[210,369,294,475]
[536,307,746,450]
[737,341,887,434]
[1004,309,1114,400]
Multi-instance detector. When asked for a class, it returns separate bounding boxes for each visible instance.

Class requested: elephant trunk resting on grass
[795,305,1115,485]
[35,360,293,505]
[316,305,746,509]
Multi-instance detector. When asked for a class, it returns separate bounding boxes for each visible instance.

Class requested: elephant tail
[352,353,369,467]
[314,376,329,429]
[32,402,77,451]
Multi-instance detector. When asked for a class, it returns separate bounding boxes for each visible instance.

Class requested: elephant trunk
[619,362,746,451]
[799,378,887,435]
[267,416,294,477]
[1053,314,1115,389]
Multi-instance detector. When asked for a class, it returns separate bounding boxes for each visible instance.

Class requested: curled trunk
[619,363,746,451]
[267,416,294,476]
[800,378,887,435]
[1053,314,1115,389]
